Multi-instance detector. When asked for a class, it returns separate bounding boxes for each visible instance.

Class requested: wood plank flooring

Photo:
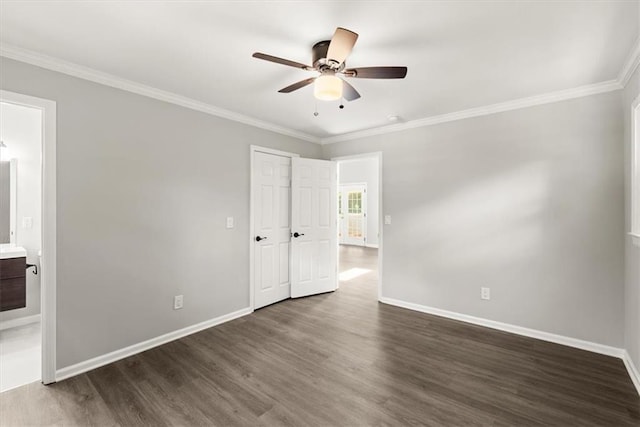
[1,245,639,426]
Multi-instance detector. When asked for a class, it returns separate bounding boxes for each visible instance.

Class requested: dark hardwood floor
[1,245,638,426]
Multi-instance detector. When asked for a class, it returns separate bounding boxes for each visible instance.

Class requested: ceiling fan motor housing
[312,40,345,72]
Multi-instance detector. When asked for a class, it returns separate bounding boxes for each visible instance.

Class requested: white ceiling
[1,1,638,140]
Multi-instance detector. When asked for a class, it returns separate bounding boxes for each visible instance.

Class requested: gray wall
[0,54,631,371]
[323,91,625,347]
[0,102,43,323]
[624,66,640,369]
[0,57,322,369]
[338,157,379,246]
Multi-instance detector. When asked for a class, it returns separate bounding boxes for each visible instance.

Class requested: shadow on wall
[414,161,549,268]
[378,95,623,345]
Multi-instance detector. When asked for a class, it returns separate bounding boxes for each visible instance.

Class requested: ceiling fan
[252,27,407,103]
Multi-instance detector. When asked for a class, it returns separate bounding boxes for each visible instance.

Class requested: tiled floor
[0,321,41,392]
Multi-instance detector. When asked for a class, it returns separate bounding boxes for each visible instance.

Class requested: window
[632,94,640,246]
[348,191,362,214]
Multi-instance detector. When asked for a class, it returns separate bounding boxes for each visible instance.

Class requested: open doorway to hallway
[0,90,57,390]
[336,154,381,299]
[0,101,42,392]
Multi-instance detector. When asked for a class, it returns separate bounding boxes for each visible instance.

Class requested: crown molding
[1,40,636,147]
[618,36,640,87]
[320,79,623,145]
[0,43,321,144]
[322,34,637,145]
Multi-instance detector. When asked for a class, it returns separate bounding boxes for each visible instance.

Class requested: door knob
[255,236,267,242]
[293,232,305,238]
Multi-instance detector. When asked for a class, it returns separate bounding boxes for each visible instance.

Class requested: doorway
[0,90,56,389]
[334,153,382,301]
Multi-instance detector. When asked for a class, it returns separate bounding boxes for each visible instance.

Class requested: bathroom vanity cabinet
[0,256,26,311]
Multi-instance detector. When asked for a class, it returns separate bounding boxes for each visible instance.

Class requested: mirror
[0,158,17,244]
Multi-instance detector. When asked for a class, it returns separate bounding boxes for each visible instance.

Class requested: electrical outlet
[481,287,491,300]
[226,216,234,229]
[384,215,392,225]
[174,295,184,310]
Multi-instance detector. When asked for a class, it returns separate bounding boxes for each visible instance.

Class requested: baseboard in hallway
[0,314,41,331]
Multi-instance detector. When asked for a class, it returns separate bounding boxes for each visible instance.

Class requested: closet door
[253,152,291,309]
[290,157,337,298]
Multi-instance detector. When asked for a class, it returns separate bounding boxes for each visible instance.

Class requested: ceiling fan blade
[342,80,361,101]
[252,52,311,70]
[278,77,317,93]
[326,27,359,65]
[344,66,408,79]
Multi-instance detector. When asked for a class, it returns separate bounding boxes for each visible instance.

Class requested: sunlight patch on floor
[339,267,371,281]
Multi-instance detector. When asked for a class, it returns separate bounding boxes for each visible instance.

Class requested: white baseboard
[56,307,252,381]
[381,296,640,395]
[0,314,41,331]
[622,351,640,396]
[379,297,624,358]
[365,243,379,249]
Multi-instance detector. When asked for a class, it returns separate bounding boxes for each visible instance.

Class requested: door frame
[339,183,368,246]
[0,90,57,384]
[249,145,299,312]
[333,152,383,301]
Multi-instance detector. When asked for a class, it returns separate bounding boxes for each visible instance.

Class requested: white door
[291,158,338,298]
[253,152,292,309]
[339,184,367,246]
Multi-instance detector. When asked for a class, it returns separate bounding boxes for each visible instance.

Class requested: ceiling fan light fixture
[314,74,343,101]
[253,27,407,102]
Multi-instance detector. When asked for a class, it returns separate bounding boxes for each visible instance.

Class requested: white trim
[8,159,17,245]
[379,297,624,358]
[618,36,640,88]
[622,351,640,396]
[631,95,640,243]
[0,43,320,144]
[364,243,379,249]
[249,145,299,312]
[383,296,640,396]
[630,232,640,247]
[321,80,622,144]
[0,314,41,331]
[340,181,368,186]
[332,152,383,301]
[56,307,251,382]
[250,145,300,158]
[0,90,57,385]
[1,43,632,148]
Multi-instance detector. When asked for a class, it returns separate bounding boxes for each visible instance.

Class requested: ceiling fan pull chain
[313,99,319,117]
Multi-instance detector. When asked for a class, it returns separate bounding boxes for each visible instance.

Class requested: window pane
[348,216,362,237]
[348,191,362,214]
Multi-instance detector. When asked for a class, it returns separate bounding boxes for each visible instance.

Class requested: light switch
[22,217,33,229]
[384,215,392,225]
[226,217,234,229]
